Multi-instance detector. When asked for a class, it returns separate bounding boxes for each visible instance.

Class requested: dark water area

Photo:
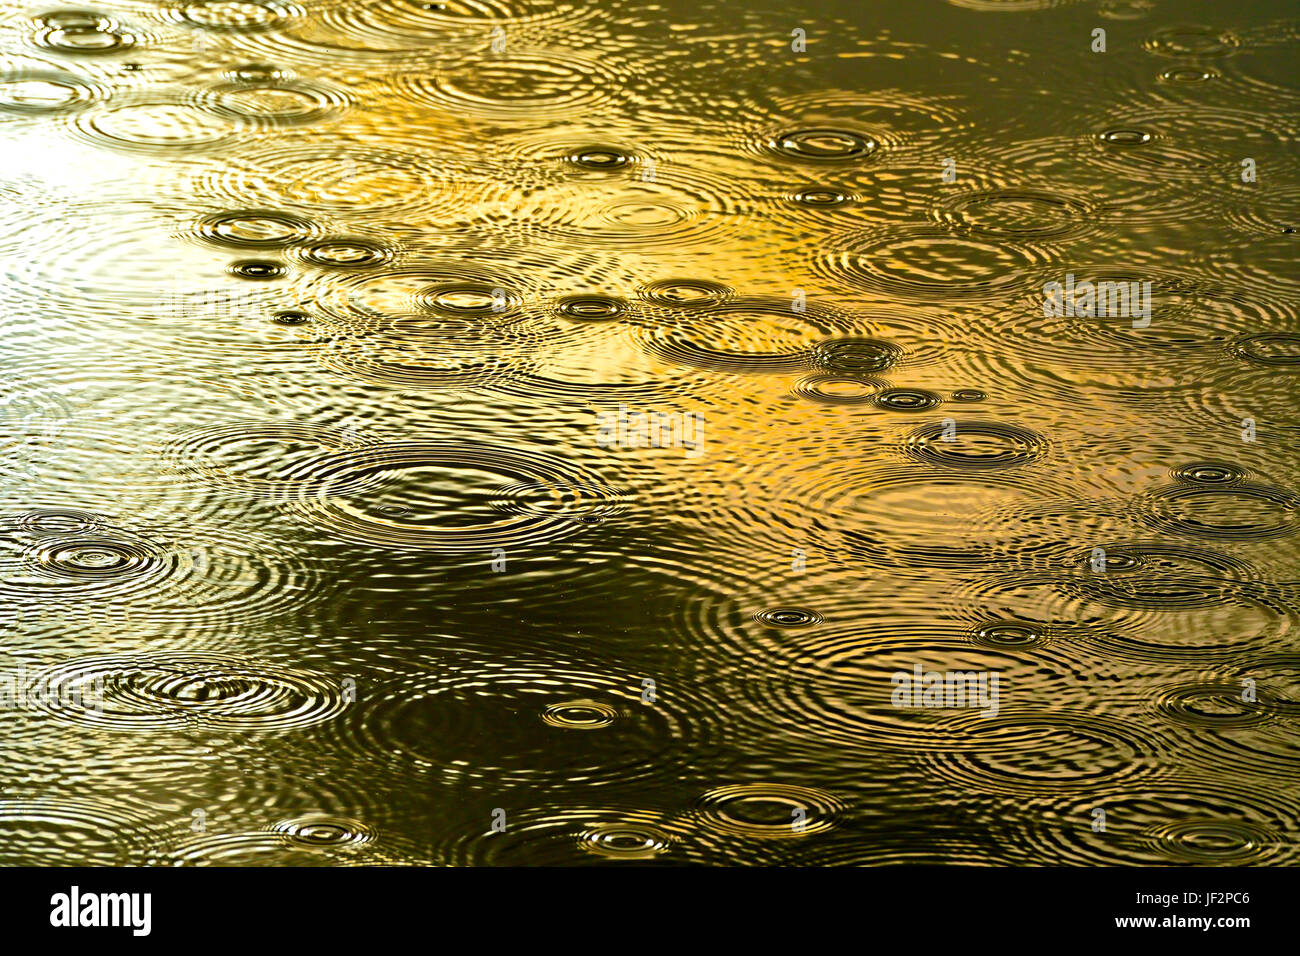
[0,0,1298,866]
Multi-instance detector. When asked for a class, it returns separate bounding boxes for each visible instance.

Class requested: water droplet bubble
[788,186,854,207]
[228,259,286,280]
[565,145,634,171]
[755,607,822,628]
[541,699,619,730]
[1098,127,1155,146]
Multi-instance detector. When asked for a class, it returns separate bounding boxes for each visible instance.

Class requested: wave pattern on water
[0,0,1298,869]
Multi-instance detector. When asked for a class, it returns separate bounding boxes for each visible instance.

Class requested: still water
[0,0,1298,865]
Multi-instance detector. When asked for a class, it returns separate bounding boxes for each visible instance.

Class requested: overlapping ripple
[2,0,1297,871]
[27,652,349,732]
[284,440,627,551]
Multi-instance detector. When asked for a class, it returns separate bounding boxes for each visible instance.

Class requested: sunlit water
[1,0,1298,866]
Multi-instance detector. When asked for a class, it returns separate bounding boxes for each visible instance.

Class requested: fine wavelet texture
[0,0,1298,867]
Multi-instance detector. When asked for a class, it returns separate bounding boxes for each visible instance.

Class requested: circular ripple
[162,824,394,865]
[316,318,524,389]
[0,69,101,113]
[35,535,154,577]
[694,784,844,838]
[755,607,823,628]
[1085,118,1232,183]
[748,89,962,162]
[166,0,302,31]
[1172,461,1248,485]
[207,79,349,126]
[436,806,689,866]
[996,271,1292,375]
[1064,541,1257,611]
[71,96,237,153]
[0,797,161,866]
[731,622,1110,753]
[34,18,136,56]
[791,373,887,405]
[1157,66,1219,84]
[903,420,1049,469]
[0,512,322,625]
[935,187,1097,239]
[1074,587,1298,664]
[163,420,381,499]
[873,388,944,412]
[631,296,855,373]
[922,710,1163,794]
[555,294,627,321]
[970,619,1049,649]
[565,144,633,171]
[578,821,673,860]
[541,699,618,730]
[505,169,745,250]
[488,479,627,524]
[1220,185,1300,241]
[5,528,170,602]
[810,337,900,374]
[1140,482,1300,539]
[314,0,599,56]
[816,228,1054,301]
[788,186,854,208]
[765,127,879,164]
[294,236,394,270]
[228,258,286,280]
[1155,680,1274,729]
[1230,332,1300,367]
[947,0,1083,9]
[309,264,536,329]
[198,142,483,219]
[28,653,349,732]
[393,52,619,119]
[284,441,620,551]
[1001,783,1298,866]
[14,507,104,534]
[1150,819,1279,863]
[419,284,513,315]
[769,461,1079,569]
[638,278,733,310]
[269,814,375,848]
[191,208,319,251]
[323,661,721,787]
[225,62,289,82]
[1144,24,1240,57]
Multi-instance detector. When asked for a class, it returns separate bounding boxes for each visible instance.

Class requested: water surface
[1,0,1299,866]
